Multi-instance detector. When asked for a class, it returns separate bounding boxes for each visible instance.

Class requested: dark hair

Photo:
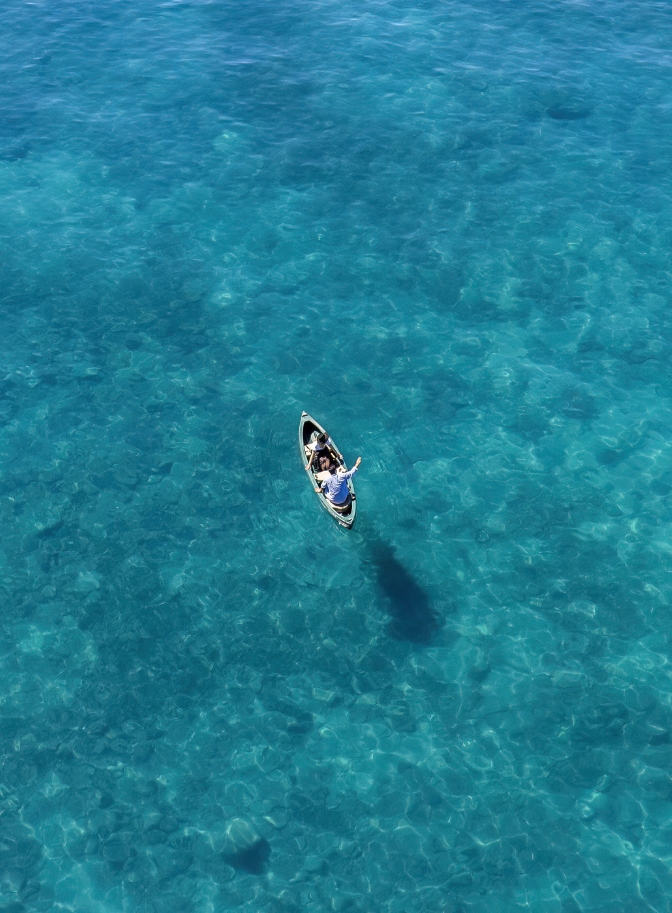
[317,432,328,444]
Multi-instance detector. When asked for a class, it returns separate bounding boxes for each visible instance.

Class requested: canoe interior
[299,412,357,529]
[301,418,322,449]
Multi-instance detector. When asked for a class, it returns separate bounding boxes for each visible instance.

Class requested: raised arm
[342,457,362,478]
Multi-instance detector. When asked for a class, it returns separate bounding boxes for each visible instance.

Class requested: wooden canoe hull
[299,411,357,529]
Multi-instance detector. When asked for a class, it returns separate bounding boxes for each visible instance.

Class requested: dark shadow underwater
[364,537,442,644]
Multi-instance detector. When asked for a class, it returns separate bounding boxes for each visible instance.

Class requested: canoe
[299,411,357,529]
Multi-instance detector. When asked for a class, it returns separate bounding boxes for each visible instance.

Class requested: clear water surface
[2,0,672,910]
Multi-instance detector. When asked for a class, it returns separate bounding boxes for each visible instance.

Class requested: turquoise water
[2,0,672,909]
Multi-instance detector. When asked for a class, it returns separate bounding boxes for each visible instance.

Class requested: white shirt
[321,466,357,504]
[309,436,333,452]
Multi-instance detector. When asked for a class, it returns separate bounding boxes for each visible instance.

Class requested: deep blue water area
[2,0,672,910]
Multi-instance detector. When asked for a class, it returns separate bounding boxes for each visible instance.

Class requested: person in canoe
[317,453,335,473]
[305,431,342,473]
[315,457,362,510]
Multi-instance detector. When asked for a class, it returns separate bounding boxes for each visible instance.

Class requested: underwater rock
[221,819,270,875]
[0,142,30,161]
[468,661,491,683]
[74,571,102,593]
[547,106,591,120]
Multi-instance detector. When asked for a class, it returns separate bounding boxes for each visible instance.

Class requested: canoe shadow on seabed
[363,537,442,645]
